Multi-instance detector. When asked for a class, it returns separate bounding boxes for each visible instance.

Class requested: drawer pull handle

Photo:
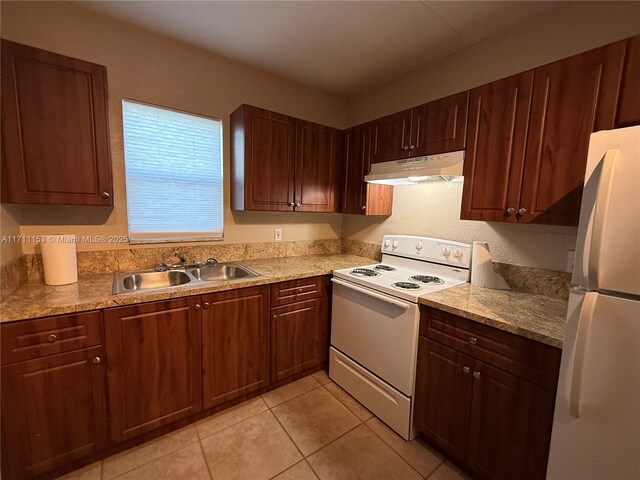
[462,366,470,374]
[203,302,210,309]
[273,314,278,320]
[297,288,304,294]
[473,371,481,380]
[47,334,57,343]
[92,356,101,365]
[194,304,201,311]
[469,337,478,345]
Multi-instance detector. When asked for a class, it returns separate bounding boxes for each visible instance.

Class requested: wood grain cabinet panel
[342,123,393,215]
[103,298,202,442]
[202,286,270,408]
[1,39,112,206]
[460,72,534,222]
[520,40,626,225]
[616,34,640,127]
[1,346,108,478]
[371,110,413,164]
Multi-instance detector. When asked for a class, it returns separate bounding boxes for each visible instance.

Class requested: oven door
[330,277,419,396]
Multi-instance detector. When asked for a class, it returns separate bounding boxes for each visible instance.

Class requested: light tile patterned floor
[56,372,472,480]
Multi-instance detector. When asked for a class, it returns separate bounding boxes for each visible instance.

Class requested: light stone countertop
[0,254,372,323]
[418,283,568,348]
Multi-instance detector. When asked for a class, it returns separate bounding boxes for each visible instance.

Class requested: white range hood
[364,150,464,185]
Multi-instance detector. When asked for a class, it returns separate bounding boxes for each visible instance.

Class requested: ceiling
[81,1,562,97]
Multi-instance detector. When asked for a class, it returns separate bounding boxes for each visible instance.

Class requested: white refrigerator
[547,125,640,480]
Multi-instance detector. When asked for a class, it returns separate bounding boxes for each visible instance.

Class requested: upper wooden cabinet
[342,123,393,215]
[462,40,626,225]
[231,104,342,212]
[1,40,113,206]
[370,92,469,164]
[616,35,640,128]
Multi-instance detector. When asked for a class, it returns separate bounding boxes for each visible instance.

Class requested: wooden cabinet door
[616,34,640,128]
[1,347,108,478]
[271,295,328,382]
[371,109,412,164]
[104,298,202,442]
[202,286,270,408]
[233,105,296,211]
[0,40,112,206]
[520,41,626,225]
[411,91,469,156]
[414,338,474,462]
[466,361,555,480]
[294,121,342,212]
[460,72,534,222]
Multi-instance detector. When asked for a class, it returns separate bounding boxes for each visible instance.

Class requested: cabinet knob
[410,145,415,149]
[194,304,201,311]
[462,366,470,374]
[361,205,366,210]
[288,202,295,207]
[203,302,210,309]
[506,208,515,215]
[297,288,303,294]
[92,356,101,365]
[473,371,481,380]
[469,337,478,345]
[273,314,277,320]
[102,192,110,199]
[518,208,527,215]
[47,334,57,343]
[294,202,301,207]
[403,146,409,151]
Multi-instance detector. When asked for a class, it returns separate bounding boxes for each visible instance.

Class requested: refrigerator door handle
[568,291,597,418]
[588,149,619,291]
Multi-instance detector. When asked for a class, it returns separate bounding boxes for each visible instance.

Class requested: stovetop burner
[350,268,380,277]
[374,264,396,271]
[392,281,422,290]
[411,275,444,285]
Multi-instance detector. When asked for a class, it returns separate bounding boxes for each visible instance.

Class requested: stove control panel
[381,235,471,269]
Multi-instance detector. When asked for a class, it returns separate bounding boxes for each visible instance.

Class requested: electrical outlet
[274,228,282,241]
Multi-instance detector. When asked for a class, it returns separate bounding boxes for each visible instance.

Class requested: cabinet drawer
[1,311,102,365]
[271,276,324,306]
[420,307,560,390]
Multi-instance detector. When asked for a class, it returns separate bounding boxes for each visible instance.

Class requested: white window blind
[122,100,223,243]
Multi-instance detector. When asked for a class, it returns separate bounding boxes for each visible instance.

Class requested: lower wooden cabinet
[270,278,329,382]
[103,297,202,442]
[1,346,108,479]
[202,286,270,408]
[415,307,561,480]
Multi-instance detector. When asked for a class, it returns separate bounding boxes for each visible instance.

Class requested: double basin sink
[112,263,259,294]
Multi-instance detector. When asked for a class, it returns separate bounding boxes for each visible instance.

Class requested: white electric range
[329,235,471,439]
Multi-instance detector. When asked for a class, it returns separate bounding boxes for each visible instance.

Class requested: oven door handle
[331,278,412,310]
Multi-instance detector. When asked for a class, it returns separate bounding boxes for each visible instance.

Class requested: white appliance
[547,126,640,480]
[364,150,464,185]
[330,235,471,439]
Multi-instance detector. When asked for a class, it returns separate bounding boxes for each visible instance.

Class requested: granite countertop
[0,254,372,323]
[419,283,568,348]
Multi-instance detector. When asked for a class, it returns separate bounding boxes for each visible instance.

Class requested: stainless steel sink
[112,262,259,294]
[189,264,258,282]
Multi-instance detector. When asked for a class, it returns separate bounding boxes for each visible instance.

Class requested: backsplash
[0,255,28,300]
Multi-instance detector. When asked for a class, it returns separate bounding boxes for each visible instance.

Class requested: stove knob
[416,241,423,251]
[453,248,462,258]
[392,240,399,248]
[384,239,391,248]
[442,247,450,256]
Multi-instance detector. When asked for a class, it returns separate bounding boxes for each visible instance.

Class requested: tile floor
[57,370,472,480]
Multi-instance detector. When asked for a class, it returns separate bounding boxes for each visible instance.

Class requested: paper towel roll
[471,241,510,290]
[41,234,78,285]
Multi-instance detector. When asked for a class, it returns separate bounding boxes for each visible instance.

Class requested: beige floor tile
[272,460,318,480]
[324,381,373,421]
[366,418,443,477]
[262,375,320,408]
[54,461,102,480]
[115,443,210,480]
[428,462,473,480]
[102,425,199,480]
[271,387,360,456]
[311,369,331,385]
[307,424,422,480]
[201,410,302,480]
[196,396,268,439]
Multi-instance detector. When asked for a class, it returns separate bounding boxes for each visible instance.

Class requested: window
[122,100,223,243]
